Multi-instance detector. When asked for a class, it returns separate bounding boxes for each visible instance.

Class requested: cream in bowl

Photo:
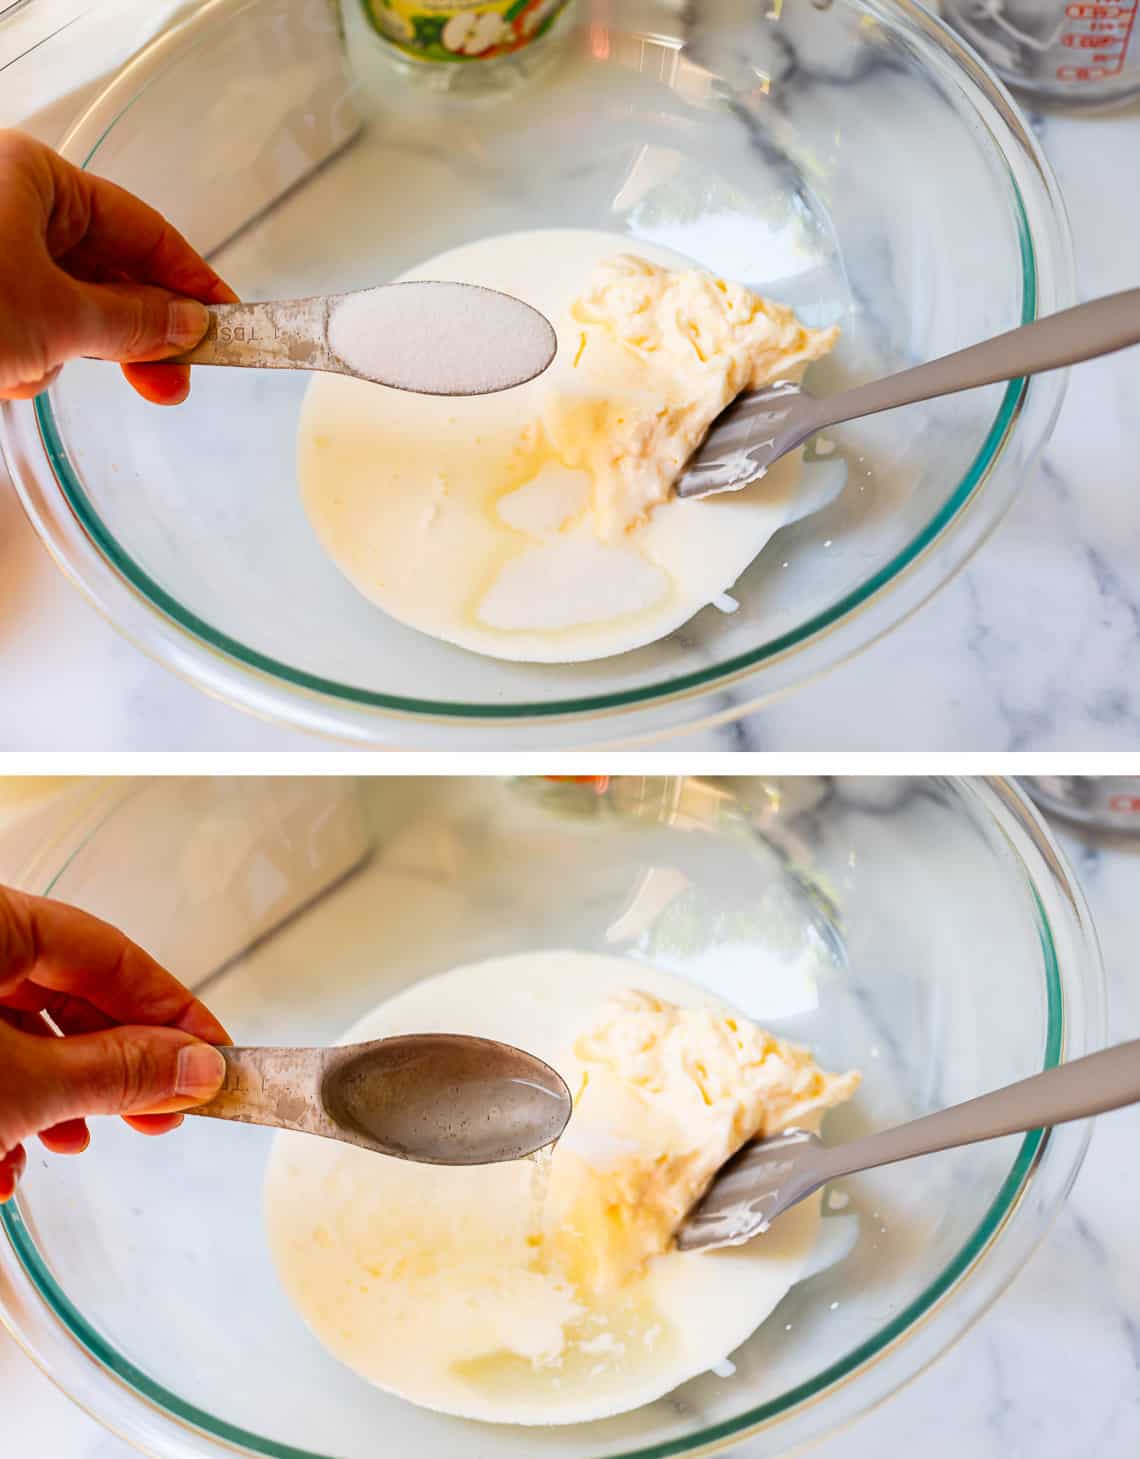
[265,950,859,1424]
[297,230,837,663]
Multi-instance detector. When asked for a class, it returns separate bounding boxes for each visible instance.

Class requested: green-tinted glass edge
[37,783,149,900]
[31,25,1037,723]
[0,869,1064,1459]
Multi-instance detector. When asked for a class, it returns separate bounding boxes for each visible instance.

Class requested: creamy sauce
[265,951,850,1425]
[297,229,828,663]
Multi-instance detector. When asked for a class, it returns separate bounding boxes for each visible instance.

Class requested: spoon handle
[814,1038,1140,1185]
[810,287,1140,435]
[188,1045,331,1135]
[171,298,334,371]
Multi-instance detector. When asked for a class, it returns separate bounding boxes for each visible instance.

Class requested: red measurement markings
[1058,0,1136,75]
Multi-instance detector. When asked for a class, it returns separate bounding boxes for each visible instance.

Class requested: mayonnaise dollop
[543,255,839,539]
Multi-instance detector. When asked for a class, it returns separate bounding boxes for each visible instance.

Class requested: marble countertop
[3,801,1138,1456]
[0,97,1137,750]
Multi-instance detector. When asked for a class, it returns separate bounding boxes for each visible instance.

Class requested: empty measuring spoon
[678,1036,1140,1251]
[186,1034,572,1166]
[678,287,1140,498]
[168,282,557,396]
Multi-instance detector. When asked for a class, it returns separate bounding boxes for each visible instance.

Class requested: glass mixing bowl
[0,0,1072,746]
[0,776,1103,1457]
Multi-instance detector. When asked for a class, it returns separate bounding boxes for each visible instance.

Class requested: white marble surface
[0,95,1138,751]
[2,802,1138,1457]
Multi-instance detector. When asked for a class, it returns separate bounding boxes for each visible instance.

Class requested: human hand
[0,885,230,1202]
[0,129,237,407]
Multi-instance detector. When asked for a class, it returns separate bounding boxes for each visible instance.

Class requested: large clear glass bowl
[0,776,1104,1457]
[0,0,1072,746]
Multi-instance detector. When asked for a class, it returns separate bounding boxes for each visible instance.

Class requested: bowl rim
[0,0,1075,742]
[0,775,1106,1459]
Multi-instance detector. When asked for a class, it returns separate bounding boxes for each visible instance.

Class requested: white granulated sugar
[327,282,555,396]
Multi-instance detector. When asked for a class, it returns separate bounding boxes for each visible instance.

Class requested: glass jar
[341,0,576,96]
[938,0,1140,109]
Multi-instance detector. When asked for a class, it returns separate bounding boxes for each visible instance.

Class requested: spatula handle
[817,1038,1140,1184]
[814,289,1140,435]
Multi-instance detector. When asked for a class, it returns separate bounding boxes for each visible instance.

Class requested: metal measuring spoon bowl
[168,281,558,396]
[186,1034,572,1166]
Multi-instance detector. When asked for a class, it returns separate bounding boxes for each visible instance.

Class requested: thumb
[66,279,210,364]
[0,1024,225,1154]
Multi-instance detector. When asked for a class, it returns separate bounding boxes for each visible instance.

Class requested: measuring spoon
[186,1034,572,1165]
[169,282,557,396]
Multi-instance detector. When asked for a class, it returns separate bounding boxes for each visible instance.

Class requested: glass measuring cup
[938,0,1140,107]
[1021,777,1140,832]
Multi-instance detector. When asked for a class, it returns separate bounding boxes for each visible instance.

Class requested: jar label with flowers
[359,0,571,61]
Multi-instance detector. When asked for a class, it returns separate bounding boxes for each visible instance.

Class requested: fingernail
[166,299,210,350]
[175,1043,226,1100]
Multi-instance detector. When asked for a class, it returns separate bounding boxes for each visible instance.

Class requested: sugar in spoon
[185,1034,572,1166]
[678,1038,1140,1251]
[678,287,1140,498]
[168,281,557,396]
